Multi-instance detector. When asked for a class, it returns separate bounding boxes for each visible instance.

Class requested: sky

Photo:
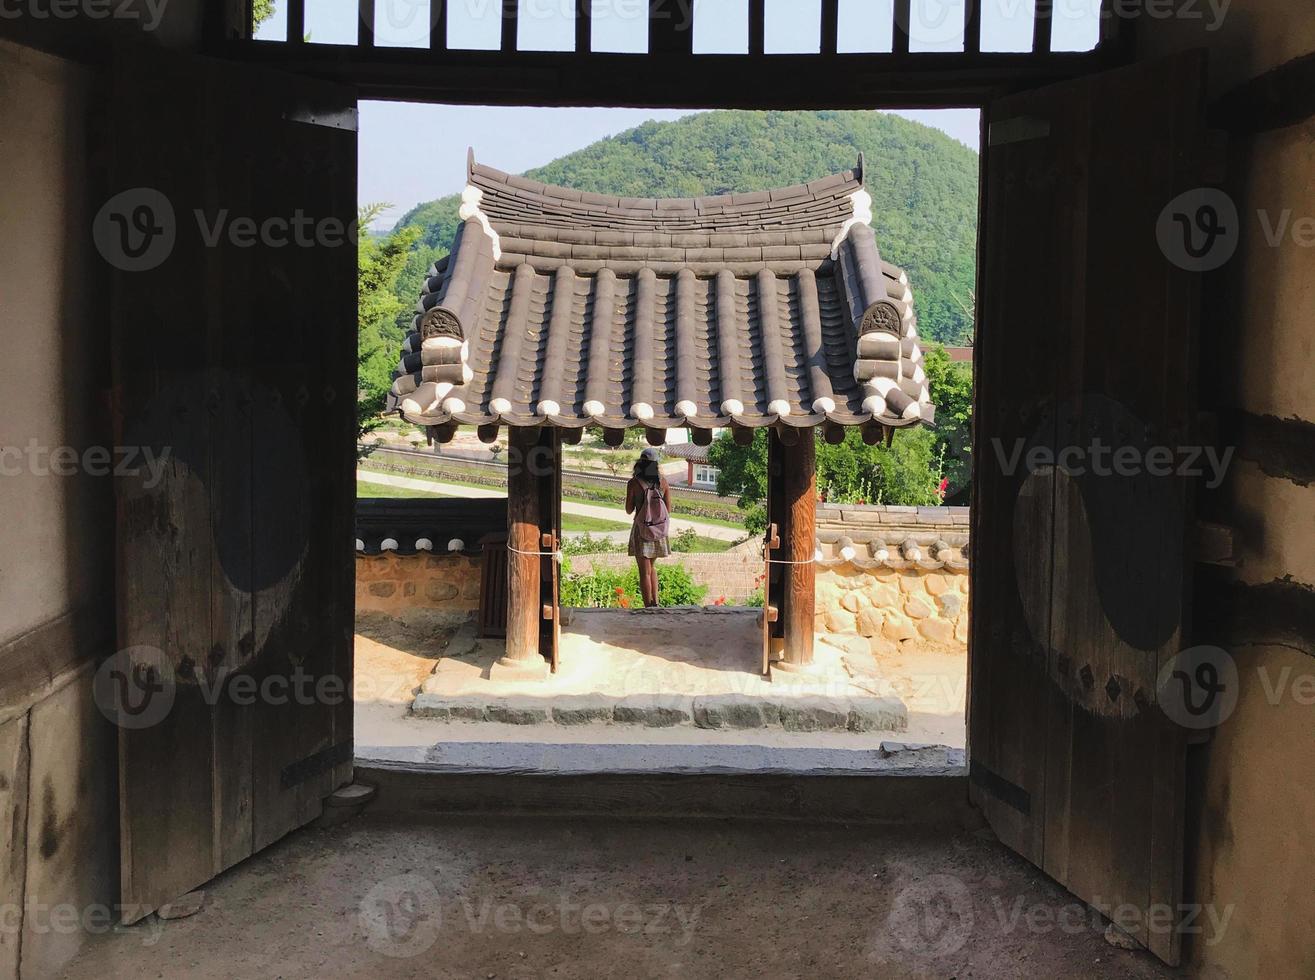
[256,1,1102,227]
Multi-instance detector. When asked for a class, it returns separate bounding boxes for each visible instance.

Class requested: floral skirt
[628,522,671,559]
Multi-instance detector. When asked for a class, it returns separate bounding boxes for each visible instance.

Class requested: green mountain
[391,109,978,345]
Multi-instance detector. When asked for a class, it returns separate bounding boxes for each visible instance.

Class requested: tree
[920,343,974,502]
[708,429,770,533]
[358,203,421,453]
[708,423,946,524]
[252,0,274,29]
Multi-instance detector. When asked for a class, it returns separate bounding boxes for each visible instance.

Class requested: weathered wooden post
[781,431,816,667]
[499,425,543,672]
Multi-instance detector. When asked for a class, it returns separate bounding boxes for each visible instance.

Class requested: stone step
[411,691,907,733]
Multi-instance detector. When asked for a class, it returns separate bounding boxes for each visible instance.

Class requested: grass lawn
[357,480,443,498]
[560,514,628,533]
[672,536,737,553]
[358,463,747,534]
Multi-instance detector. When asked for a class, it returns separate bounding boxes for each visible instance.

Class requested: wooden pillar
[504,426,542,664]
[781,432,816,667]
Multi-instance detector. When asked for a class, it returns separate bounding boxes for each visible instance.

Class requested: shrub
[561,532,621,556]
[558,561,708,608]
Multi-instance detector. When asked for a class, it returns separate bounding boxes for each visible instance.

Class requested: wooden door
[536,429,563,671]
[105,46,357,920]
[969,53,1207,965]
[762,431,785,674]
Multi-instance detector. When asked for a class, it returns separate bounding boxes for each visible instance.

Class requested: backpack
[636,481,670,542]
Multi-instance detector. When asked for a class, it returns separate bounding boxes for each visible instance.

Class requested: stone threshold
[410,691,907,733]
[360,739,962,775]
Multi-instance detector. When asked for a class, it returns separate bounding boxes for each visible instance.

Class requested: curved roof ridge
[464,150,865,234]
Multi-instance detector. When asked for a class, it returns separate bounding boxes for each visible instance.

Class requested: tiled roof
[661,442,715,465]
[390,153,935,435]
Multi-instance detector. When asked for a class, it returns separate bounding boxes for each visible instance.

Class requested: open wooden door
[761,432,785,675]
[969,52,1207,965]
[104,45,357,920]
[536,429,563,671]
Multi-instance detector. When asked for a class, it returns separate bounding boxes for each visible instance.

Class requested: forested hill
[392,110,978,345]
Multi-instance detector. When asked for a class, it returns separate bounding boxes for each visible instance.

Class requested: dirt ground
[61,814,1178,979]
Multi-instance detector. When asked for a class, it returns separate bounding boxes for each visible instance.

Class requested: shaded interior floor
[62,813,1177,979]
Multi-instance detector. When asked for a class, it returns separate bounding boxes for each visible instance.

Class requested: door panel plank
[107,45,357,917]
[971,52,1205,966]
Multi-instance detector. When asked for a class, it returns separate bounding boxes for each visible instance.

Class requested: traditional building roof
[661,442,715,466]
[390,152,935,438]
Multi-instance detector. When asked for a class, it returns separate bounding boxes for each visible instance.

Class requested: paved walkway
[357,470,744,541]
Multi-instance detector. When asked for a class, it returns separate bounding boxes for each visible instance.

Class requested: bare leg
[637,556,654,607]
[649,559,660,607]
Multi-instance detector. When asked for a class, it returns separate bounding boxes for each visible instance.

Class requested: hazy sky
[257,1,1101,227]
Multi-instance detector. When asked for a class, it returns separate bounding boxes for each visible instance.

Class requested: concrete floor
[60,814,1177,979]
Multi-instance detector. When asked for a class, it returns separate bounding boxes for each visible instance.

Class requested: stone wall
[816,565,968,654]
[354,553,483,616]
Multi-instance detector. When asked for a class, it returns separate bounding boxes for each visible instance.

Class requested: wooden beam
[1033,0,1053,55]
[691,427,713,447]
[478,422,500,444]
[501,0,519,52]
[358,0,376,48]
[963,0,981,55]
[286,0,306,43]
[748,0,765,56]
[893,0,911,55]
[504,426,541,663]
[216,42,1118,108]
[649,0,691,56]
[780,435,816,667]
[820,0,839,56]
[575,0,591,53]
[430,0,447,50]
[732,423,756,447]
[822,420,846,445]
[561,426,584,445]
[603,427,626,448]
[645,427,665,446]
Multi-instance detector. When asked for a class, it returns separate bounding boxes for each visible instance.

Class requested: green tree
[709,425,946,521]
[920,343,974,502]
[358,203,421,452]
[707,429,770,533]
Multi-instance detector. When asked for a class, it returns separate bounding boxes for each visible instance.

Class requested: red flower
[937,478,949,500]
[714,596,726,606]
[618,597,631,608]
[614,586,624,595]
